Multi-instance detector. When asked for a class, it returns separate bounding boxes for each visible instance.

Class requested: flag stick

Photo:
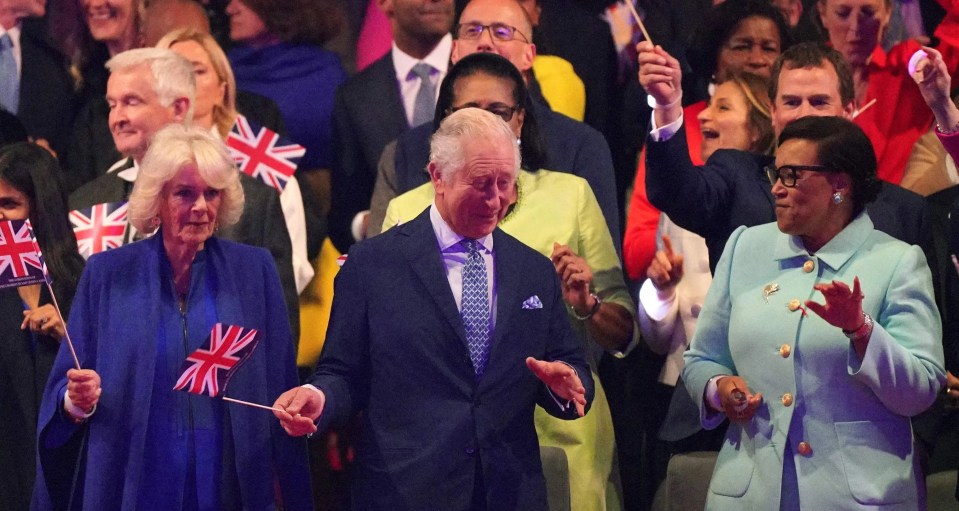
[43,281,81,370]
[223,396,284,412]
[624,0,653,47]
[851,98,877,119]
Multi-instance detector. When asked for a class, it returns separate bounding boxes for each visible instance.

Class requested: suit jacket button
[802,260,815,273]
[465,445,476,455]
[779,344,791,358]
[781,393,793,407]
[797,441,812,456]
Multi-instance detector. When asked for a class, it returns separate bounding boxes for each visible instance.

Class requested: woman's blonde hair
[156,28,238,137]
[129,124,244,233]
[724,71,774,155]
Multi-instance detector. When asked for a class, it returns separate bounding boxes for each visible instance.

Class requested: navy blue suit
[645,123,932,273]
[328,53,410,253]
[308,208,594,510]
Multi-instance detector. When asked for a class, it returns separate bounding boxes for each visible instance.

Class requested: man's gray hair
[106,48,196,122]
[430,108,520,179]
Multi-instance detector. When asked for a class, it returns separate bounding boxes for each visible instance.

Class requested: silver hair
[106,48,196,122]
[129,124,244,233]
[429,108,521,179]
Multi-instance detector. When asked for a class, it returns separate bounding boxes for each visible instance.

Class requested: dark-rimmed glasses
[456,22,529,43]
[764,164,835,188]
[447,104,521,123]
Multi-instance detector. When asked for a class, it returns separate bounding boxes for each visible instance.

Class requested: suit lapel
[399,210,468,345]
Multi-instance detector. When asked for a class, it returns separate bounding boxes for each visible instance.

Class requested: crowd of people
[2,0,959,510]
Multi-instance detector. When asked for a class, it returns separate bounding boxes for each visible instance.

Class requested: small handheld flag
[70,201,130,259]
[174,323,261,397]
[0,219,49,289]
[226,114,306,193]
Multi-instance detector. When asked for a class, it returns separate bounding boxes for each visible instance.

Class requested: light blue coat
[683,213,944,510]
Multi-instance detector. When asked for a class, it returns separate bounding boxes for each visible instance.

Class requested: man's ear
[171,97,190,122]
[842,100,855,118]
[428,162,444,190]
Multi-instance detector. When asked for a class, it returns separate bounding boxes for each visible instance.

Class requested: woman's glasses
[764,164,836,188]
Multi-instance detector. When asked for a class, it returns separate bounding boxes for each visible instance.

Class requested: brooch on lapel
[522,295,543,309]
[762,283,780,303]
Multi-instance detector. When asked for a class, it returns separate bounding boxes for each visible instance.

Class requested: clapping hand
[526,357,587,417]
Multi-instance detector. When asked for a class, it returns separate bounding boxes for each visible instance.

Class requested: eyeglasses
[456,22,529,43]
[764,164,836,188]
[447,104,521,123]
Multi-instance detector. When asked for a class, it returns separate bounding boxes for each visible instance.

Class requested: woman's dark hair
[0,143,85,299]
[777,116,881,215]
[239,0,344,46]
[688,0,793,81]
[434,52,547,171]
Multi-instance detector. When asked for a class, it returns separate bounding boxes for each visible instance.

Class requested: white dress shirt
[391,34,453,127]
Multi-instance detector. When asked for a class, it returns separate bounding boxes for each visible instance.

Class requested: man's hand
[273,386,326,437]
[637,41,683,107]
[526,357,587,417]
[66,368,101,415]
[551,242,593,315]
[716,375,763,422]
[647,234,684,292]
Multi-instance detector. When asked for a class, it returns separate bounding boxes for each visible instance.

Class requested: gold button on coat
[802,260,815,273]
[788,299,801,311]
[779,344,791,358]
[781,393,793,407]
[797,441,812,456]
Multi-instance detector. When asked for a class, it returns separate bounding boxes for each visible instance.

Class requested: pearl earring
[833,192,843,205]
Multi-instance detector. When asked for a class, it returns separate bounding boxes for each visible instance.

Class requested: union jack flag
[0,220,47,289]
[70,201,129,259]
[24,220,51,286]
[226,114,305,193]
[173,323,261,397]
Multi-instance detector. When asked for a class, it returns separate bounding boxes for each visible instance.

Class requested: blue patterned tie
[410,62,435,127]
[461,239,491,377]
[0,34,18,114]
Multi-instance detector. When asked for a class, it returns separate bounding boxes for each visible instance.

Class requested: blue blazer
[683,214,944,510]
[308,208,594,511]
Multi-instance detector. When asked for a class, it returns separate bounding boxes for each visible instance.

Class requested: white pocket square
[521,295,543,309]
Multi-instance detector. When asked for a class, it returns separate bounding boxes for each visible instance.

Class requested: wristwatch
[571,293,602,320]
